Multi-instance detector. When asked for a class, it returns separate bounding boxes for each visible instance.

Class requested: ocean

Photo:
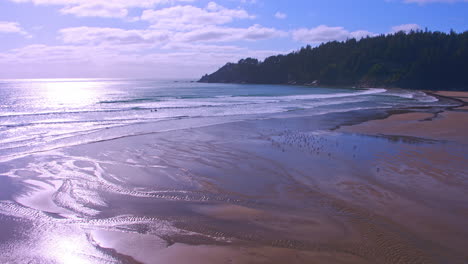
[0,78,444,161]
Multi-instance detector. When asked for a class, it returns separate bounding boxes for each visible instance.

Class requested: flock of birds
[265,129,387,173]
[266,129,359,159]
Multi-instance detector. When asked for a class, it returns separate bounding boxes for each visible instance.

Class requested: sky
[0,0,467,79]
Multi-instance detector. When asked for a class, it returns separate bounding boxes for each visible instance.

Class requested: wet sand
[434,91,468,102]
[338,111,468,144]
[339,91,468,144]
[1,92,468,263]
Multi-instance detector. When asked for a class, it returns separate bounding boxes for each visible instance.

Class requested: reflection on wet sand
[1,103,468,263]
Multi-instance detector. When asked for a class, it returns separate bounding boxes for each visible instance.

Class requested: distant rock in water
[199,30,468,91]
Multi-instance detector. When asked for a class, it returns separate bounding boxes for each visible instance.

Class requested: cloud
[59,27,170,46]
[292,25,373,43]
[58,23,285,48]
[161,43,245,52]
[32,0,284,78]
[0,43,284,78]
[274,12,287,19]
[8,0,195,18]
[59,3,128,18]
[8,0,194,6]
[391,23,421,33]
[4,0,283,73]
[2,44,97,63]
[175,24,286,43]
[141,2,254,30]
[0,21,30,37]
[240,0,257,4]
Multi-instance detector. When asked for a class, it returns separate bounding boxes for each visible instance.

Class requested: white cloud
[175,24,286,43]
[240,0,257,4]
[292,25,373,43]
[57,23,285,48]
[26,0,284,78]
[274,12,287,19]
[0,43,284,78]
[0,21,30,37]
[8,0,195,18]
[59,3,128,18]
[161,43,244,52]
[391,24,421,33]
[3,44,94,63]
[9,0,194,6]
[141,3,254,30]
[59,27,170,46]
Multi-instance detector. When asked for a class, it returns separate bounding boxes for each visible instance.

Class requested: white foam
[385,90,438,103]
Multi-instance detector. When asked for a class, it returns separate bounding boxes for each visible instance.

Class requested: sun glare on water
[39,79,104,108]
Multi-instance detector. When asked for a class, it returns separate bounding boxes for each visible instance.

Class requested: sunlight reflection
[43,228,109,264]
[53,238,90,264]
[40,80,103,107]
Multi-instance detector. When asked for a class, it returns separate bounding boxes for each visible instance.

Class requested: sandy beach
[339,91,468,143]
[0,90,467,264]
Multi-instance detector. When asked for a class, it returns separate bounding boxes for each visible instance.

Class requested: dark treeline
[199,30,468,90]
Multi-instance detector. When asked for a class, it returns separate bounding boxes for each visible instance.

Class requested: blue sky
[0,0,467,78]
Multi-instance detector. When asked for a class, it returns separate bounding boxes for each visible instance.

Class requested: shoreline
[337,91,468,144]
[199,80,468,92]
[0,88,467,263]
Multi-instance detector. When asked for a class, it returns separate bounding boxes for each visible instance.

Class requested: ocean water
[0,78,444,160]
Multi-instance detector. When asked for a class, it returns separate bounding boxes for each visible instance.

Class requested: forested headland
[199,30,468,90]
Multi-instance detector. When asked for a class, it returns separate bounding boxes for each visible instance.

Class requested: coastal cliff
[199,30,468,90]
